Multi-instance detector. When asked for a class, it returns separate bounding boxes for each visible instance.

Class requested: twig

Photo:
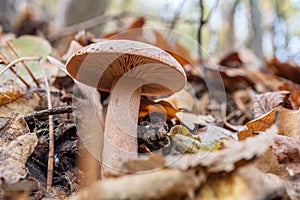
[6,41,40,87]
[48,14,118,42]
[39,63,55,191]
[169,0,186,30]
[0,54,31,88]
[0,56,41,77]
[24,106,76,122]
[197,0,220,63]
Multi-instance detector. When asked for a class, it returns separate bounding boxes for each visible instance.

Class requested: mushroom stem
[102,76,142,173]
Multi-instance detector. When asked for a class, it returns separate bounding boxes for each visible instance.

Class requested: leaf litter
[0,16,300,200]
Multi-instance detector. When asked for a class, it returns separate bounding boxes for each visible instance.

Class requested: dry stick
[48,14,118,42]
[0,54,31,88]
[39,63,55,191]
[6,41,40,87]
[24,106,76,122]
[169,0,186,30]
[0,56,41,77]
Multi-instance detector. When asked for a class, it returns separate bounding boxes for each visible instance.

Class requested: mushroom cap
[66,40,186,96]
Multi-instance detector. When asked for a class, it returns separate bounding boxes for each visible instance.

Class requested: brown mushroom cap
[66,40,186,96]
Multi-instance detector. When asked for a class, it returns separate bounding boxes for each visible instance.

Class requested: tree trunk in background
[57,0,107,35]
[249,0,263,59]
[0,0,18,32]
[223,0,239,52]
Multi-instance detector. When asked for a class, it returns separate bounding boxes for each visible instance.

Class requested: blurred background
[1,0,300,65]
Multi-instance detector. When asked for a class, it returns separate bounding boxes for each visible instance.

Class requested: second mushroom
[66,40,186,172]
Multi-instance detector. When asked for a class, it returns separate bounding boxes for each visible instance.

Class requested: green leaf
[9,35,51,60]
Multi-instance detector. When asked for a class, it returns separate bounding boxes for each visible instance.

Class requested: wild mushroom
[66,40,186,171]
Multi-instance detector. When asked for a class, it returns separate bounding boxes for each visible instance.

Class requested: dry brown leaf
[0,132,38,185]
[196,165,283,200]
[139,100,180,120]
[156,89,195,112]
[0,90,41,117]
[101,17,145,40]
[267,58,300,85]
[70,169,204,200]
[215,66,300,106]
[152,30,195,66]
[253,91,294,118]
[197,171,252,200]
[0,113,30,147]
[254,147,289,178]
[126,17,145,30]
[122,153,165,172]
[272,135,300,176]
[219,52,243,68]
[0,80,24,106]
[238,107,300,141]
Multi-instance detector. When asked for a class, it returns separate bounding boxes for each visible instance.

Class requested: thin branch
[197,0,220,63]
[6,41,40,87]
[169,0,186,30]
[0,54,31,88]
[24,106,76,122]
[39,63,55,191]
[0,56,41,77]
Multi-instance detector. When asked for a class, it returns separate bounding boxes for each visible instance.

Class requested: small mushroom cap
[66,40,186,96]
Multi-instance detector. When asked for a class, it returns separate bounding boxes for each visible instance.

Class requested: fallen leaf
[70,169,204,200]
[175,112,209,130]
[267,58,300,85]
[152,30,195,66]
[122,153,165,172]
[272,135,300,176]
[167,125,210,154]
[166,125,277,172]
[252,91,294,118]
[9,35,51,60]
[238,107,300,141]
[125,17,145,30]
[219,51,243,68]
[0,113,30,147]
[215,65,300,106]
[254,146,288,178]
[197,171,252,200]
[0,90,41,117]
[139,101,180,120]
[285,177,300,200]
[101,17,145,42]
[0,132,38,185]
[156,89,195,112]
[196,165,281,200]
[0,80,24,106]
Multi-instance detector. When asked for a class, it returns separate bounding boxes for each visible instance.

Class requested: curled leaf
[253,91,294,118]
[238,107,300,141]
